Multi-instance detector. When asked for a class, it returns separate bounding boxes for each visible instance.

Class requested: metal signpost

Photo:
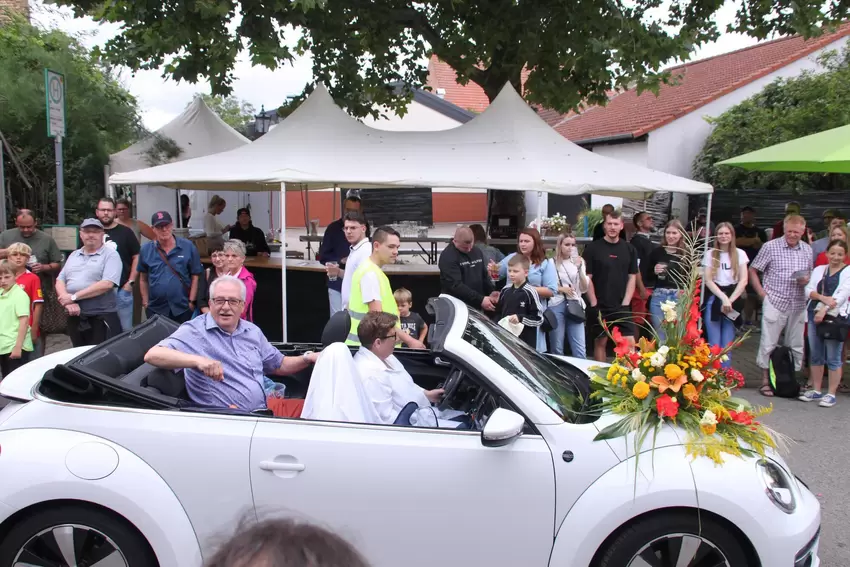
[45,69,66,224]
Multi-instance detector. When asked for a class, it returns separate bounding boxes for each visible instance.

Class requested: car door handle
[259,460,306,472]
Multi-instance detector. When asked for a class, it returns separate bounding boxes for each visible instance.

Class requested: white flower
[658,345,670,356]
[632,368,646,382]
[700,410,718,426]
[650,353,666,368]
[660,300,678,323]
[721,354,729,362]
[691,369,705,383]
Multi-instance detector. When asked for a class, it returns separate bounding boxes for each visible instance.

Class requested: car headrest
[322,310,351,348]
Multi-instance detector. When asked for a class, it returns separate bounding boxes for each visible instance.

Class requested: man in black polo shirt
[629,211,657,340]
[584,211,638,362]
[735,206,768,329]
[229,208,271,257]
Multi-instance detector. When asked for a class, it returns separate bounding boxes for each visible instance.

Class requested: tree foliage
[693,49,850,195]
[0,16,141,224]
[58,0,850,118]
[194,93,255,136]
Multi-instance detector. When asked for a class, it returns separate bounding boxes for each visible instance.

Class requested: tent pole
[175,190,181,228]
[281,182,288,343]
[304,185,312,259]
[333,184,338,219]
[699,193,713,326]
[536,191,544,226]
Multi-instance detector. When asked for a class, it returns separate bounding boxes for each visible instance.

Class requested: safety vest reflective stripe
[345,258,398,346]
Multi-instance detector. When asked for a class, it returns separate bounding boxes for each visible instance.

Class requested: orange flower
[651,373,688,394]
[682,383,698,404]
[632,381,650,400]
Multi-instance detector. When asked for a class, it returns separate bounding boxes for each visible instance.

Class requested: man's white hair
[209,275,246,300]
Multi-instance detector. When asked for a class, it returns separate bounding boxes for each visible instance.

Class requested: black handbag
[541,308,559,333]
[556,262,586,323]
[814,267,849,341]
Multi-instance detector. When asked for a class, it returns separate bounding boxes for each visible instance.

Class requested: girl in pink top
[223,240,257,321]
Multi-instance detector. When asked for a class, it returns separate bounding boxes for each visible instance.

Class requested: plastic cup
[326,261,339,281]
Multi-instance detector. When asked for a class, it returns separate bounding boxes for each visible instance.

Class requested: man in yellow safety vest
[345,226,426,349]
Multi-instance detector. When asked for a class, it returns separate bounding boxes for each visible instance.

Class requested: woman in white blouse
[800,239,850,408]
[703,222,749,366]
[203,195,231,244]
[548,232,589,358]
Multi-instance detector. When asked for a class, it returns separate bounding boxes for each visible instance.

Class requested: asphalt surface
[736,388,848,567]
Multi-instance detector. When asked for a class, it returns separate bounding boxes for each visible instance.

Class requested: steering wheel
[438,368,464,411]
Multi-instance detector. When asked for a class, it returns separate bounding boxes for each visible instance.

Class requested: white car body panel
[0,428,202,566]
[250,417,555,567]
[0,399,258,562]
[0,295,822,567]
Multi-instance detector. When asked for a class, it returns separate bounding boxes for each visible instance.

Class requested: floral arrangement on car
[588,237,782,467]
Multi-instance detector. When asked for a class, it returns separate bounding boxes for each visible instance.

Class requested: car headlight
[757,459,797,514]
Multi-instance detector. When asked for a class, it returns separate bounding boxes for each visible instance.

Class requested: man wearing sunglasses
[145,275,318,411]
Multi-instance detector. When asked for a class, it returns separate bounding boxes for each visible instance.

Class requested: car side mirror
[481,408,525,447]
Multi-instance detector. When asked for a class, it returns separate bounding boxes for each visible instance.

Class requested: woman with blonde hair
[646,220,687,340]
[547,232,588,358]
[203,194,231,245]
[703,222,749,365]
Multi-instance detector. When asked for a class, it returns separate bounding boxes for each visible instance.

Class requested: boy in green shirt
[0,260,33,377]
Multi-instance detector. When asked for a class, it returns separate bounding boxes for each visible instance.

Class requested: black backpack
[769,346,800,398]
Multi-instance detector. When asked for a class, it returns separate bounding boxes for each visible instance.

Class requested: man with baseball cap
[138,211,202,324]
[55,218,123,346]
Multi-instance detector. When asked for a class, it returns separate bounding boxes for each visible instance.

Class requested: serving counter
[202,257,442,343]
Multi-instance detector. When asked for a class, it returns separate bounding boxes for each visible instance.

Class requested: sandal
[759,384,774,397]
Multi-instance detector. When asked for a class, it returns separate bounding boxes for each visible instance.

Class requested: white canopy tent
[109,83,714,341]
[109,96,250,231]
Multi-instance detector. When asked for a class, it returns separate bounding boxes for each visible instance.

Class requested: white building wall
[362,100,465,132]
[647,36,848,214]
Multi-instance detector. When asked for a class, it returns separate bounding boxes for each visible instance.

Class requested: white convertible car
[0,295,820,567]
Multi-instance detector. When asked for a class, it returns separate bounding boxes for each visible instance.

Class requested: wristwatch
[70,293,77,302]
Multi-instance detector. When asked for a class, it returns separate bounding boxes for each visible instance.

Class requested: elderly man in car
[144,275,318,411]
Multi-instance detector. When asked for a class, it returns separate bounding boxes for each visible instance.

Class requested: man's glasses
[211,297,243,307]
[380,333,397,341]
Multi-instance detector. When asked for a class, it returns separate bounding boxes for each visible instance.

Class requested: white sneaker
[819,394,837,408]
[798,390,824,402]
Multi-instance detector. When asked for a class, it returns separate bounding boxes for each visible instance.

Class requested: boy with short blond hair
[6,242,42,349]
[393,287,427,344]
[498,255,544,348]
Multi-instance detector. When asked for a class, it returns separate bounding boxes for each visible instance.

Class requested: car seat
[393,401,419,426]
[321,311,351,347]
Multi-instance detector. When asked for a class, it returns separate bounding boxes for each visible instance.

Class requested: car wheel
[0,505,155,567]
[598,511,750,567]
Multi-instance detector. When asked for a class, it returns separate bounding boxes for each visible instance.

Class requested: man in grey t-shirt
[55,219,123,347]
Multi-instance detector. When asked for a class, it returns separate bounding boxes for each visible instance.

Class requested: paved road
[736,388,848,567]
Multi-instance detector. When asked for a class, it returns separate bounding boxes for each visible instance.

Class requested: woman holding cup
[547,232,588,358]
[647,220,687,340]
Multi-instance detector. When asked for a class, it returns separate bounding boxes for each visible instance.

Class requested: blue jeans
[116,288,134,332]
[704,295,736,368]
[328,288,342,316]
[649,288,680,342]
[547,300,587,358]
[807,312,844,371]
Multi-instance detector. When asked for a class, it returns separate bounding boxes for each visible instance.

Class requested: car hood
[0,346,93,401]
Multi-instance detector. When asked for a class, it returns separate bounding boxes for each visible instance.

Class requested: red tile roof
[426,56,532,113]
[556,25,850,143]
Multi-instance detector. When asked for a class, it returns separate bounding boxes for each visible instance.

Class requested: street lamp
[254,105,272,137]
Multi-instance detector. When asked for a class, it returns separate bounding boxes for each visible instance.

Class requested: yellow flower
[632,381,650,399]
[664,364,684,380]
[701,423,717,435]
[682,383,698,404]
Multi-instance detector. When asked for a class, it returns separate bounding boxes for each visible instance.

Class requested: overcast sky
[31,0,760,131]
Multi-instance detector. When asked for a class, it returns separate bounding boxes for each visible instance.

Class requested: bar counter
[203,257,441,343]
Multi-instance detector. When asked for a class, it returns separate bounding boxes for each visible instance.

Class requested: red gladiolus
[656,395,679,419]
[709,344,723,357]
[728,410,754,425]
[627,351,641,366]
[612,326,632,357]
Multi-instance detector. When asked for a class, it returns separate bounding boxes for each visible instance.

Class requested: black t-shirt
[646,246,686,289]
[104,224,141,287]
[583,238,638,309]
[400,312,426,339]
[735,223,768,261]
[629,232,658,284]
[229,224,271,256]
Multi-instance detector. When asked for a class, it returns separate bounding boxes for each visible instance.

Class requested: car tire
[598,510,750,567]
[0,504,156,567]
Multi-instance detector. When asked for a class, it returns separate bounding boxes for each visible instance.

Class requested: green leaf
[593,414,640,441]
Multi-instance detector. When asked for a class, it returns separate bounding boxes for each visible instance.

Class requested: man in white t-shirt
[335,211,370,309]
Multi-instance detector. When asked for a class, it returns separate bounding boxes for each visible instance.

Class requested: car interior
[36,311,512,431]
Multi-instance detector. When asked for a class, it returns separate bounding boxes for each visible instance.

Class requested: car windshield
[462,309,595,423]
